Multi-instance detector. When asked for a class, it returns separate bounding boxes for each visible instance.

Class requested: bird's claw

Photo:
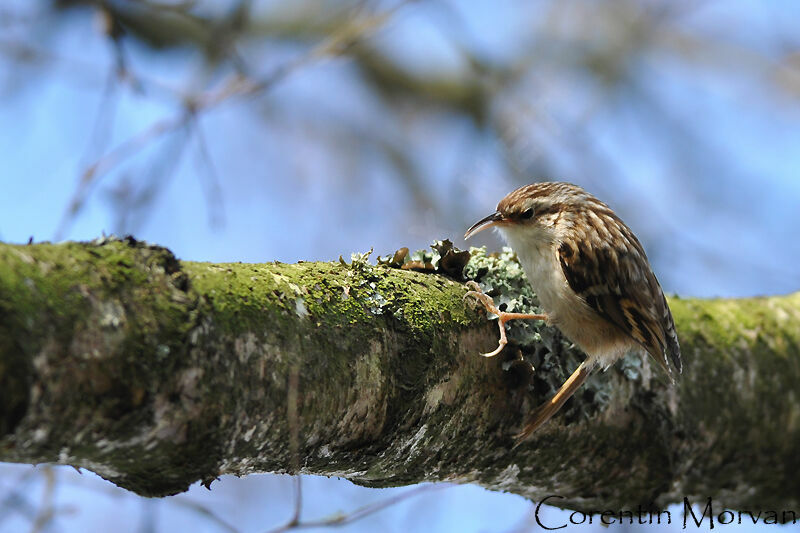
[480,340,507,358]
[464,281,548,358]
[464,282,508,357]
[465,280,481,292]
[463,282,502,316]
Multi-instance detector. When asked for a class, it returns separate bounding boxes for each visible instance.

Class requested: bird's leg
[464,281,548,357]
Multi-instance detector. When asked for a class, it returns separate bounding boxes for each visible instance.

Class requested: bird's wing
[558,211,682,378]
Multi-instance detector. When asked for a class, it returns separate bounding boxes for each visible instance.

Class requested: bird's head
[464,182,581,240]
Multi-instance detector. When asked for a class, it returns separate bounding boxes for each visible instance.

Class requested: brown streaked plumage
[464,182,681,443]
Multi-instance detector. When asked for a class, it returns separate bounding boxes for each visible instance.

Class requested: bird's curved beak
[464,211,505,240]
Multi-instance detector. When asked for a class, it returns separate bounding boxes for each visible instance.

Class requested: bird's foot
[464,281,548,357]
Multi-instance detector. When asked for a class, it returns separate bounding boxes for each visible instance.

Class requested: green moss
[182,259,477,350]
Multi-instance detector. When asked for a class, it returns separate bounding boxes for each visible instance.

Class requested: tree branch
[1,238,798,514]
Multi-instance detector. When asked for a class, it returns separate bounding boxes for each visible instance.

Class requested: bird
[463,182,681,442]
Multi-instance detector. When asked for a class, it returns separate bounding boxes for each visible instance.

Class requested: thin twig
[76,67,121,178]
[54,112,189,240]
[54,0,414,240]
[169,497,240,533]
[188,114,226,227]
[0,38,181,100]
[287,365,302,526]
[30,466,57,533]
[265,484,451,533]
[290,476,302,527]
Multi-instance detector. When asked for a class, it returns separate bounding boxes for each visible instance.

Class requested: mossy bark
[1,239,798,514]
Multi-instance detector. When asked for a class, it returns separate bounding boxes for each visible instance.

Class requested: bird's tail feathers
[514,360,592,446]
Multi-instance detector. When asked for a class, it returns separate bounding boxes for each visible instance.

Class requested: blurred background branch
[2,0,796,295]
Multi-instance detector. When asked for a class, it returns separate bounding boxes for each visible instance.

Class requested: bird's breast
[500,227,572,314]
[499,226,633,367]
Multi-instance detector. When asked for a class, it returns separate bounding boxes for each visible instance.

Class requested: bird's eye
[520,208,534,220]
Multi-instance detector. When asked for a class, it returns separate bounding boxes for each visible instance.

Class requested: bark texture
[1,238,799,514]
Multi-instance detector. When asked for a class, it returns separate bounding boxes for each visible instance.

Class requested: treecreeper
[464,182,682,444]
